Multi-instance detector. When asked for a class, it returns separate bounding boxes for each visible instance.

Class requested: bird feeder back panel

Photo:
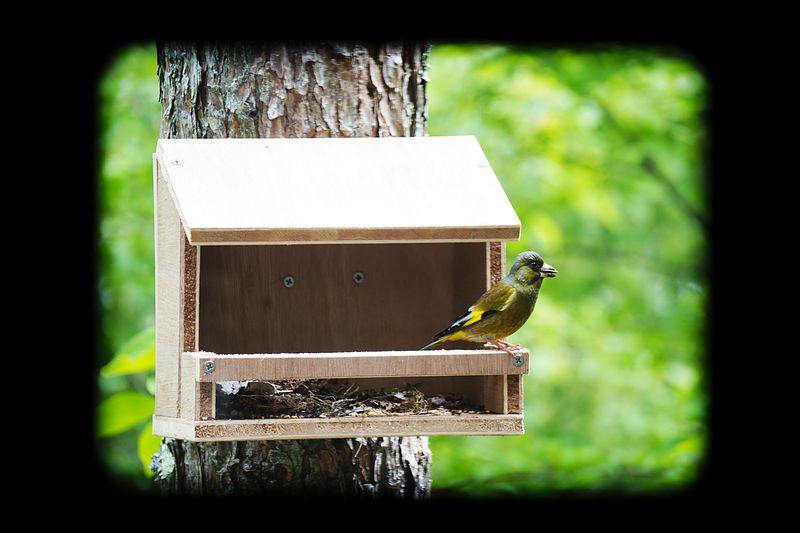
[198,243,487,354]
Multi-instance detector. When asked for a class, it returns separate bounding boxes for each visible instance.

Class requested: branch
[578,92,709,233]
[641,155,709,232]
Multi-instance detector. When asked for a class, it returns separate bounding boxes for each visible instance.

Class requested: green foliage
[426,44,706,494]
[97,326,159,489]
[97,391,154,438]
[100,326,155,377]
[98,44,160,363]
[137,422,161,478]
[97,43,707,495]
[97,45,161,491]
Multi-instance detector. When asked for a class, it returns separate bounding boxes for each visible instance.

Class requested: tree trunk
[152,41,432,497]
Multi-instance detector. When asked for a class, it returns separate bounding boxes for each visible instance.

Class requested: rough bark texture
[158,42,427,139]
[153,41,432,498]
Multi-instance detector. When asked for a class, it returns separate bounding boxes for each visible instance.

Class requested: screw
[512,354,525,367]
[283,275,295,288]
[353,271,365,284]
[204,360,216,373]
[171,159,181,165]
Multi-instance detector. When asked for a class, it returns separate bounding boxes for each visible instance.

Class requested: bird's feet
[486,339,523,354]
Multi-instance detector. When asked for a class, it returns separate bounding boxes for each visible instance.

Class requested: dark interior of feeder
[214,376,496,419]
[198,242,489,353]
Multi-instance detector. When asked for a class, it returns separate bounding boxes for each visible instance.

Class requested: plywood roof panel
[156,136,521,244]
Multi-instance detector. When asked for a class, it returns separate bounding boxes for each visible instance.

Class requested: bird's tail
[419,338,446,350]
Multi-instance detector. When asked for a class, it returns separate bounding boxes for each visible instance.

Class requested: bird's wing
[432,281,516,340]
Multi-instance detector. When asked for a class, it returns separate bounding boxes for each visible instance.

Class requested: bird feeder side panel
[154,155,212,422]
[153,155,182,418]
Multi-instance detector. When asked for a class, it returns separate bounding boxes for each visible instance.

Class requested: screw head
[512,354,525,367]
[204,360,216,373]
[283,275,295,288]
[353,271,365,284]
[171,159,181,165]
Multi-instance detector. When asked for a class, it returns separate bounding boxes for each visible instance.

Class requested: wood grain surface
[153,413,525,441]
[192,349,529,381]
[156,137,520,244]
[154,157,182,417]
[198,242,488,353]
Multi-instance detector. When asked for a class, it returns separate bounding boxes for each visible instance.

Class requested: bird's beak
[540,262,558,278]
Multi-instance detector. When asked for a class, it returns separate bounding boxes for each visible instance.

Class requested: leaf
[145,375,156,396]
[137,421,162,478]
[97,391,154,438]
[101,327,155,378]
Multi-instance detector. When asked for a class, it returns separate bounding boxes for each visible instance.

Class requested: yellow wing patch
[462,311,489,328]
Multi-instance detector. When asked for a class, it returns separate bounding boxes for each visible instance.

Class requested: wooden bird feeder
[152,136,528,441]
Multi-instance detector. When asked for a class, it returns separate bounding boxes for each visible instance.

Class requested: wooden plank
[152,415,195,440]
[191,238,515,247]
[199,382,215,420]
[486,243,492,290]
[190,227,519,244]
[179,352,196,419]
[180,241,216,420]
[488,241,506,287]
[507,374,523,414]
[156,137,521,244]
[183,235,198,352]
[198,242,488,353]
[193,349,530,381]
[153,414,525,441]
[181,352,215,421]
[154,156,181,417]
[195,247,201,348]
[482,375,508,414]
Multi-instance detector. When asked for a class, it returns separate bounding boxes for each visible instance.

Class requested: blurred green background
[97,43,707,495]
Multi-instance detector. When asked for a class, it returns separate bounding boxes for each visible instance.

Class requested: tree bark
[152,41,432,497]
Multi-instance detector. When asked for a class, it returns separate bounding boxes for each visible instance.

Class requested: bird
[420,251,557,352]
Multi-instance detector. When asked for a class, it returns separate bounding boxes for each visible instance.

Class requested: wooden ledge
[153,413,524,441]
[188,348,530,382]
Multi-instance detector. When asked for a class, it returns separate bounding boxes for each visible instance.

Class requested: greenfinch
[420,251,557,352]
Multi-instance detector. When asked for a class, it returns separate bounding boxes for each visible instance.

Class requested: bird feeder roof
[156,136,521,245]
